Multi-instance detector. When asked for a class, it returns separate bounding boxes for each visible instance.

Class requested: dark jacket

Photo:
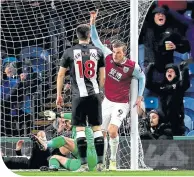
[139,16,190,72]
[140,112,173,140]
[146,63,190,135]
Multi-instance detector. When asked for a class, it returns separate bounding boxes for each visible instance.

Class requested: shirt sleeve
[132,63,146,96]
[91,25,112,58]
[60,49,70,68]
[98,50,106,68]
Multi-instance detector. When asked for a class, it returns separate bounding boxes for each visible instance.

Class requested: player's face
[65,120,71,130]
[150,113,159,127]
[57,118,66,133]
[112,47,125,63]
[166,68,176,82]
[154,13,166,26]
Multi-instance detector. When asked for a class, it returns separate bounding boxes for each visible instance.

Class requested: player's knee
[108,125,118,138]
[108,128,118,139]
[109,132,118,139]
[51,155,61,160]
[59,147,70,155]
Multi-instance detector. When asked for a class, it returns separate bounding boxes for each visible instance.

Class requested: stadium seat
[22,95,31,114]
[1,78,18,98]
[184,115,192,131]
[138,44,145,70]
[185,92,194,99]
[185,126,190,136]
[184,10,192,19]
[20,47,50,72]
[173,53,189,61]
[189,64,194,75]
[144,97,159,109]
[186,77,194,93]
[187,130,194,136]
[2,57,18,66]
[173,56,182,64]
[183,97,194,112]
[184,108,194,122]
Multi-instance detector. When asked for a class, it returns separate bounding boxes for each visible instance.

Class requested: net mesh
[1,0,154,169]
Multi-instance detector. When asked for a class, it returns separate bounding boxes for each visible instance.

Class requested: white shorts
[101,97,130,132]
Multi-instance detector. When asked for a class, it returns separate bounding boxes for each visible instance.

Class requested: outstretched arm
[90,10,112,58]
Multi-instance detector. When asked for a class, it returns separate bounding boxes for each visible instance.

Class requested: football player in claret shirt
[90,10,146,170]
[56,24,105,172]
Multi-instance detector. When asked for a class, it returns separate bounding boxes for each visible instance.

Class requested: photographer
[140,109,173,140]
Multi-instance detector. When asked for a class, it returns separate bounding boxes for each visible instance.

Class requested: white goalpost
[130,0,139,170]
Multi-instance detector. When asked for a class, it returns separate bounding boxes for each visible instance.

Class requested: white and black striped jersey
[60,44,105,97]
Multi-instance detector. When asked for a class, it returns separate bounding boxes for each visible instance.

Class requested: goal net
[1,0,154,169]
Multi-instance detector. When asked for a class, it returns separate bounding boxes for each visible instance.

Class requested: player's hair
[76,24,91,41]
[112,40,127,53]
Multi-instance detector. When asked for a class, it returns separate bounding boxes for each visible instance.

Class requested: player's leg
[72,96,88,172]
[87,94,105,171]
[37,130,47,142]
[101,97,113,166]
[49,155,81,171]
[60,137,79,157]
[29,131,50,169]
[108,102,129,170]
[85,127,97,171]
[33,134,73,155]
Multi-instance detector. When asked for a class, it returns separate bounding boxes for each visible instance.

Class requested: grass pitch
[13,170,194,176]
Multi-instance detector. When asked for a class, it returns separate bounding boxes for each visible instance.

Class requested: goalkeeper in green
[33,113,98,172]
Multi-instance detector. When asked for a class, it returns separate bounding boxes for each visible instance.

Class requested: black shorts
[72,94,102,127]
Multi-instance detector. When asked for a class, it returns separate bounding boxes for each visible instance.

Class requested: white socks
[103,137,108,165]
[109,136,119,161]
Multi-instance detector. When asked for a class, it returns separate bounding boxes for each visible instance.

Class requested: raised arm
[179,62,190,92]
[90,11,112,58]
[15,140,24,156]
[168,8,192,27]
[98,50,106,89]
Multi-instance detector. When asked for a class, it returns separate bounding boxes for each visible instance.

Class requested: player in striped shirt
[56,24,105,172]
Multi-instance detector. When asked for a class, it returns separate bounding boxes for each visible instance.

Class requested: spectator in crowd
[146,62,190,136]
[140,109,173,140]
[1,61,41,136]
[2,113,70,169]
[164,5,194,60]
[139,6,190,81]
